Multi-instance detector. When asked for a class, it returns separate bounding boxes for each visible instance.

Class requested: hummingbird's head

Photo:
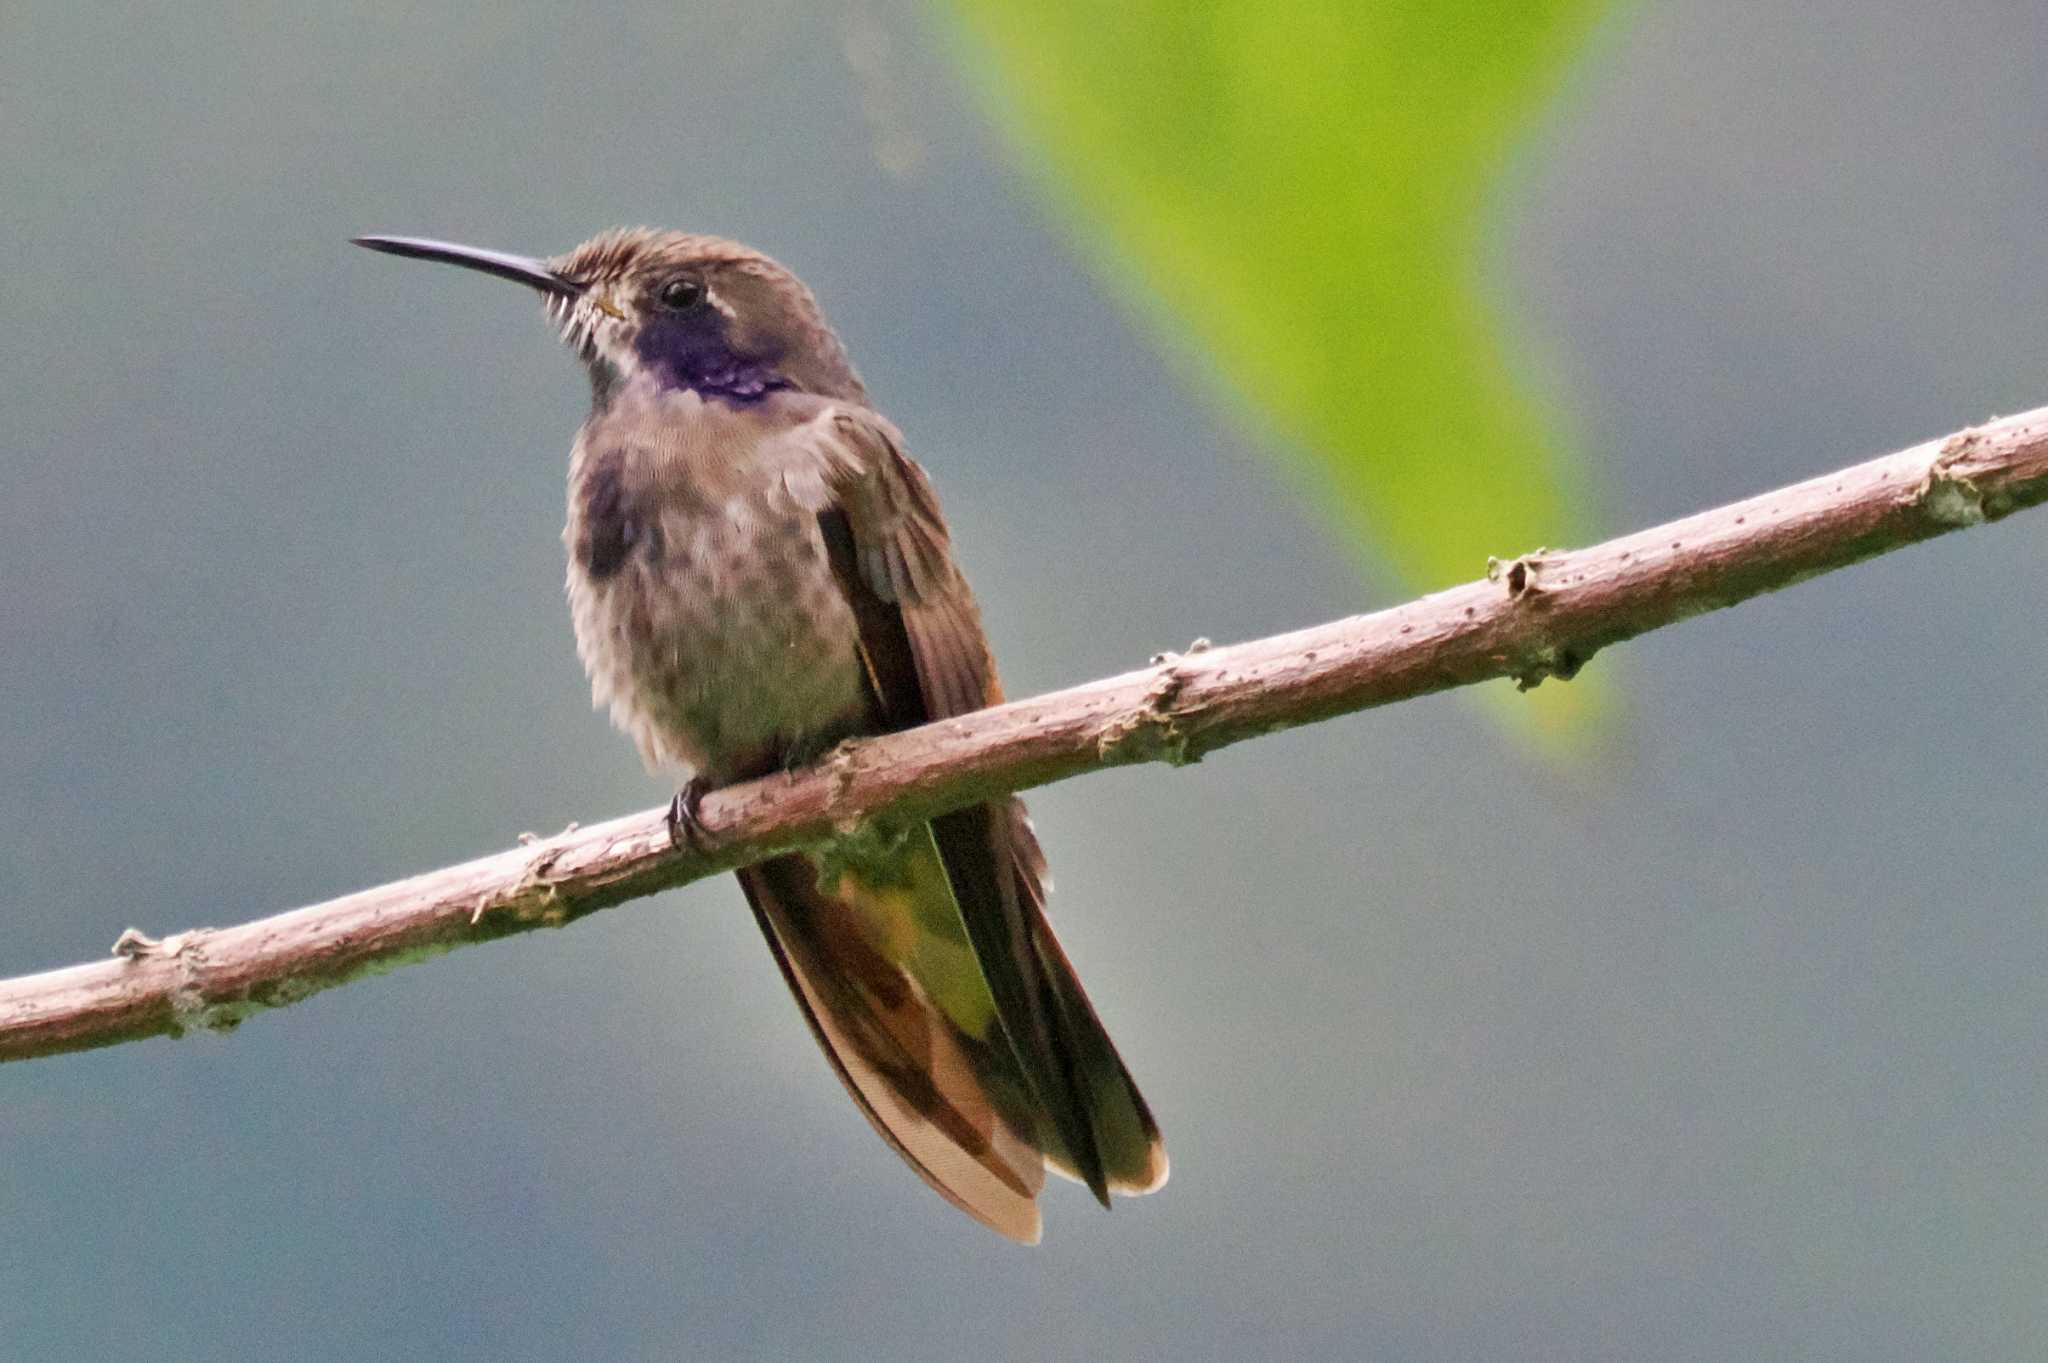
[353,227,865,409]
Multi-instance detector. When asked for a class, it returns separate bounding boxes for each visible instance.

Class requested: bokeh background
[5,2,2047,1359]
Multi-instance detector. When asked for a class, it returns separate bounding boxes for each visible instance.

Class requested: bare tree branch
[5,405,2045,1064]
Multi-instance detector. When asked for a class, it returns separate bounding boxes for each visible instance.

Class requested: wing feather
[812,407,1167,1204]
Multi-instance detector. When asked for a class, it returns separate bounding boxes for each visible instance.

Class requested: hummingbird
[353,228,1166,1242]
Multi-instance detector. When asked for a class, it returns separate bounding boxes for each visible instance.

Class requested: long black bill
[351,234,581,300]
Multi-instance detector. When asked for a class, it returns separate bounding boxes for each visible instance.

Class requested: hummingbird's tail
[737,802,1164,1242]
[739,845,1047,1243]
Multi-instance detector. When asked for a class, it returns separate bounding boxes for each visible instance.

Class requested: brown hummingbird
[352,228,1166,1242]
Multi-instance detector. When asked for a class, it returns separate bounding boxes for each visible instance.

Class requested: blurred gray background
[4,2,2045,1359]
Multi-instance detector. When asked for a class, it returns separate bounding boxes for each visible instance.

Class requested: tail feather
[738,852,1046,1243]
[739,801,1165,1239]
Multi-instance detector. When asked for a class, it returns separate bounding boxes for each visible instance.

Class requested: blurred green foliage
[936,1,1621,739]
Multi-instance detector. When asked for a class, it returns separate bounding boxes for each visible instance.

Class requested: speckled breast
[562,387,869,781]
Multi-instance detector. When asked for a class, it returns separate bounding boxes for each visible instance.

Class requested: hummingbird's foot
[666,776,714,850]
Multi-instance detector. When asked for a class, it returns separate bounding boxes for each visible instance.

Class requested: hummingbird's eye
[656,277,707,312]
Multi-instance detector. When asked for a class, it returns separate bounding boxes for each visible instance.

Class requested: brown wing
[1000,799,1167,1194]
[814,408,1167,1200]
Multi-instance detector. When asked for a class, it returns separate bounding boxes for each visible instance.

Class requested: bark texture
[5,405,2045,1063]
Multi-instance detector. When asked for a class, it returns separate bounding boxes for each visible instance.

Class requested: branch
[6,406,2046,1063]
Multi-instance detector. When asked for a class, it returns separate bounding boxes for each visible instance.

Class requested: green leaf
[935,1,1623,742]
